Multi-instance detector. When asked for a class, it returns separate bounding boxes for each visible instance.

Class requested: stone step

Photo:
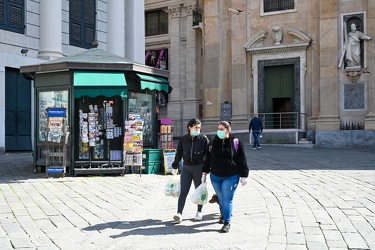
[299,138,312,144]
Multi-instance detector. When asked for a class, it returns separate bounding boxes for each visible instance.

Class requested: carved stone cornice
[244,27,312,54]
[247,44,310,54]
[168,4,181,18]
[184,1,197,15]
[244,30,269,48]
[285,28,312,44]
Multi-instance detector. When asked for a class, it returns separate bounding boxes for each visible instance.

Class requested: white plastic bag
[191,183,208,205]
[164,176,180,197]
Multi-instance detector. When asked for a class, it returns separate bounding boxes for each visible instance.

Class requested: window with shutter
[0,0,25,34]
[264,0,295,13]
[69,0,96,49]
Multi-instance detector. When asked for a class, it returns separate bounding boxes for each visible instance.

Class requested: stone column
[38,0,63,60]
[183,2,199,119]
[315,0,340,130]
[167,5,184,134]
[108,0,125,57]
[365,1,375,129]
[125,0,145,63]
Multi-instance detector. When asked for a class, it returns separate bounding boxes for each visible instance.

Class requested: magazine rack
[45,113,69,178]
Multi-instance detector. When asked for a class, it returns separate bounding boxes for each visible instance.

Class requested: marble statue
[345,23,371,68]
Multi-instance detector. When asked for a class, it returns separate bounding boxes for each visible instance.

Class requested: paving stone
[0,147,374,249]
[342,232,369,249]
[306,241,329,250]
[10,237,34,248]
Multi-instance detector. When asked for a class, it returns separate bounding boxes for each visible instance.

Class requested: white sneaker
[173,213,182,222]
[194,212,203,221]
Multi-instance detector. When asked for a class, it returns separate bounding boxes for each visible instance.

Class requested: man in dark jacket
[249,115,263,150]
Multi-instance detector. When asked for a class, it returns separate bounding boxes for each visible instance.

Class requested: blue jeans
[252,132,260,148]
[210,173,240,223]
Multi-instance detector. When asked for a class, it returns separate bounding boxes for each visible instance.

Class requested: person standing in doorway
[171,118,210,222]
[249,115,263,150]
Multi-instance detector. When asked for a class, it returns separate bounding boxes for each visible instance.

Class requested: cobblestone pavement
[0,146,374,250]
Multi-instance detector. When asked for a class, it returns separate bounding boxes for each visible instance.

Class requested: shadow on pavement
[82,213,222,238]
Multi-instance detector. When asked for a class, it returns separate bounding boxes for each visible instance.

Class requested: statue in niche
[345,23,371,68]
[271,26,283,45]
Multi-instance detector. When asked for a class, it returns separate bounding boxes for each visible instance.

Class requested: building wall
[200,0,375,146]
[146,0,375,147]
[0,0,145,153]
[145,0,204,136]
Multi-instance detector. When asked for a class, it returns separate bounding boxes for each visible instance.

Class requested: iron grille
[264,0,294,13]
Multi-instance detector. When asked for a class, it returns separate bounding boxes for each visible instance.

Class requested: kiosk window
[128,92,153,147]
[38,90,69,142]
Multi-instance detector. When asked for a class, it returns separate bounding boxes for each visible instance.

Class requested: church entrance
[264,64,295,128]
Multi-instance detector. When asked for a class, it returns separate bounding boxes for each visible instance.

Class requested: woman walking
[202,121,249,233]
[171,118,210,222]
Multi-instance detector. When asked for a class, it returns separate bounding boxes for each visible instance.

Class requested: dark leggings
[177,163,203,214]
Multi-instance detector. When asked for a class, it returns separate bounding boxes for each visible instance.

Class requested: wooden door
[5,67,32,151]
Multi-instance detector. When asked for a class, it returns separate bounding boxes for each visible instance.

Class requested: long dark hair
[187,118,201,133]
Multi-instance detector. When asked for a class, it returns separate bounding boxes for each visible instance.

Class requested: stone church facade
[146,0,375,147]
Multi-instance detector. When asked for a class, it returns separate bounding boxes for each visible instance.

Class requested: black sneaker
[257,147,261,150]
[252,147,256,150]
[221,222,230,233]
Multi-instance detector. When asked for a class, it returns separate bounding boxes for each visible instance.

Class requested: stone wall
[316,131,375,148]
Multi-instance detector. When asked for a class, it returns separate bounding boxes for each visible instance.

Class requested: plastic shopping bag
[164,175,180,197]
[191,183,208,205]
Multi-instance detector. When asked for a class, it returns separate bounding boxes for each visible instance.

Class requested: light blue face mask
[191,130,200,137]
[217,130,226,139]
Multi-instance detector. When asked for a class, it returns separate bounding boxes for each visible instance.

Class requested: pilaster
[316,0,340,130]
[183,1,200,119]
[365,0,375,129]
[167,4,184,133]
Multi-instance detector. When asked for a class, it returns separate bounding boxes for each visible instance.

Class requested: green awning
[74,71,127,86]
[136,73,170,92]
[73,71,127,98]
[74,88,127,98]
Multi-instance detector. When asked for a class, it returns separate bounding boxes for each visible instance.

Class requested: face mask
[191,130,200,137]
[217,130,226,139]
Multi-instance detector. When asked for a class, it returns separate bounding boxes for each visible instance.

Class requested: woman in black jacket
[202,121,249,233]
[171,118,210,222]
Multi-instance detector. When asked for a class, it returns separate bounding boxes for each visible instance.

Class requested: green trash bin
[143,149,162,162]
[142,160,161,174]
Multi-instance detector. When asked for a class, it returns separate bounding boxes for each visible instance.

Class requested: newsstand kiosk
[20,48,170,176]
